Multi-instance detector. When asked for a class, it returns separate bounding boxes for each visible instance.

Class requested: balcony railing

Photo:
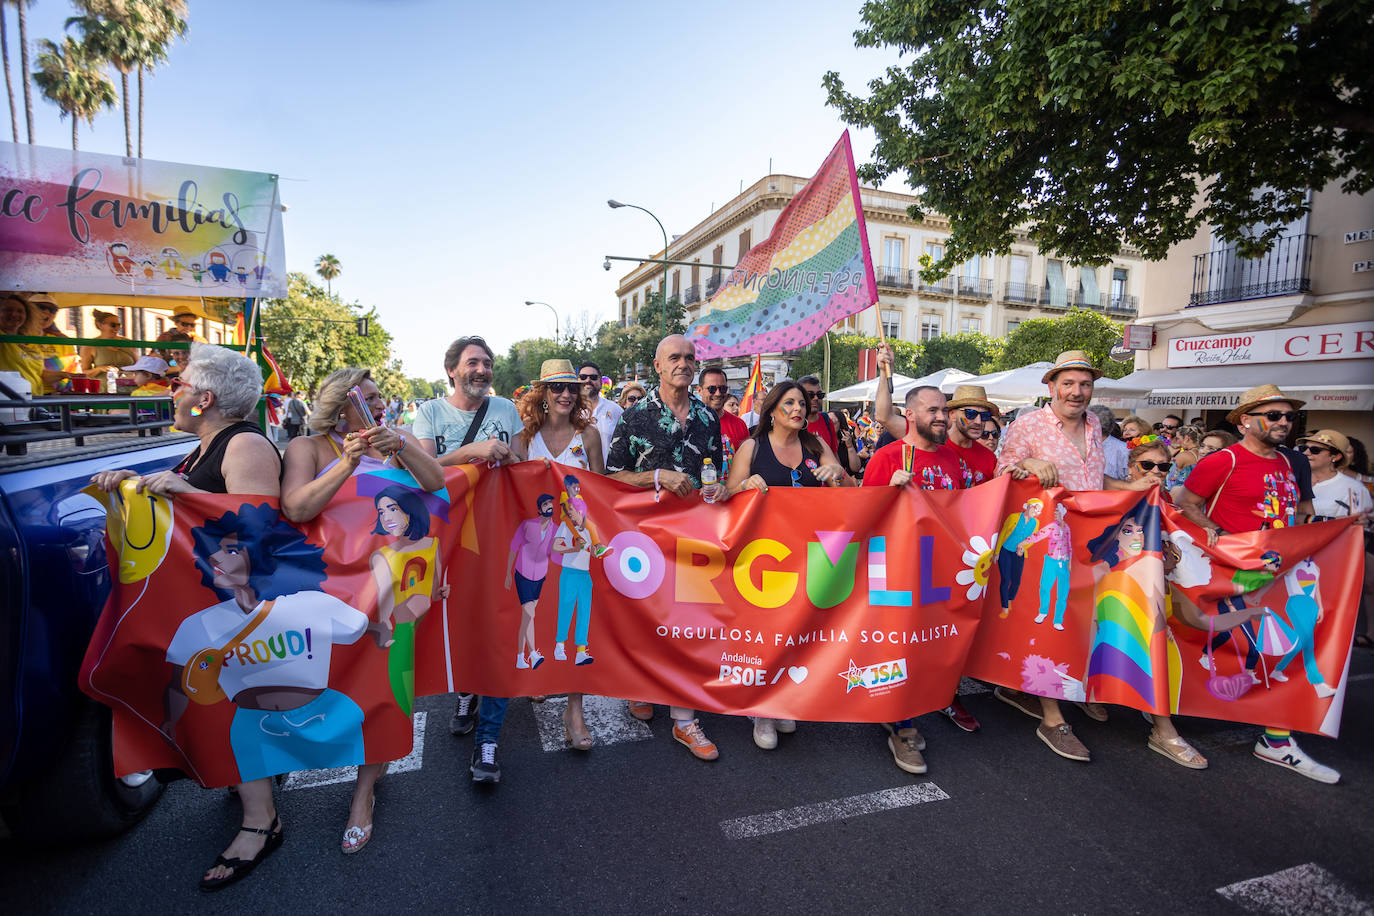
[877,266,914,289]
[918,277,954,296]
[1107,294,1139,315]
[1003,282,1040,305]
[956,277,993,299]
[683,284,701,305]
[1074,291,1105,310]
[1190,233,1314,307]
[706,273,723,296]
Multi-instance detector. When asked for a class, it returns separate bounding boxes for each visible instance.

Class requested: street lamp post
[608,199,669,339]
[524,300,559,340]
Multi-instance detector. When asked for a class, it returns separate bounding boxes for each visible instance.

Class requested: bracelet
[395,435,407,456]
[654,468,662,503]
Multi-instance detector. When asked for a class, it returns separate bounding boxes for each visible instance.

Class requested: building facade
[1126,183,1374,444]
[613,174,1146,371]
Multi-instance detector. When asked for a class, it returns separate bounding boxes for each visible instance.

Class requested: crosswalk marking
[720,783,951,839]
[531,695,654,752]
[1216,863,1373,915]
[283,712,427,790]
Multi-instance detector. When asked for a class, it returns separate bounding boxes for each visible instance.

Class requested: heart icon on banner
[787,666,809,684]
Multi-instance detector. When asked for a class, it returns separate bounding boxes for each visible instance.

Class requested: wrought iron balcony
[877,266,914,289]
[956,278,993,299]
[683,284,701,305]
[918,276,954,296]
[1074,291,1106,310]
[1003,282,1040,305]
[1106,294,1138,316]
[1190,233,1314,307]
[705,273,723,296]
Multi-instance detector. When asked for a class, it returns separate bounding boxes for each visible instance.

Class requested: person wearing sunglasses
[944,385,1000,488]
[617,381,645,410]
[1176,384,1339,784]
[725,379,851,750]
[1302,429,1371,525]
[798,374,841,454]
[698,366,749,471]
[79,308,137,376]
[578,361,621,464]
[1154,414,1183,442]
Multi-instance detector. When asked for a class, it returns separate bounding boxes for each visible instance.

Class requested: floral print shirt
[606,386,723,487]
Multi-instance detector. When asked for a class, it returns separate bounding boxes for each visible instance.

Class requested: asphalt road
[6,654,1374,916]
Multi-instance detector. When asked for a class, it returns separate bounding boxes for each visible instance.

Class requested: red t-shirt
[862,440,964,490]
[946,439,996,488]
[808,413,838,452]
[719,411,749,451]
[1184,444,1300,533]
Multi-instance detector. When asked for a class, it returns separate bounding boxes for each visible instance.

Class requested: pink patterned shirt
[996,405,1105,491]
[1022,519,1072,561]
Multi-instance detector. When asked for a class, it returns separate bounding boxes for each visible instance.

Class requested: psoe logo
[838,658,907,694]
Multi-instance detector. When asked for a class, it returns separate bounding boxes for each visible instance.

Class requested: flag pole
[873,303,894,394]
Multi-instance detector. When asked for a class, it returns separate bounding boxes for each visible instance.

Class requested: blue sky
[10,0,898,378]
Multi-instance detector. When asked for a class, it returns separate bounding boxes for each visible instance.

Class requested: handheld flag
[738,356,764,415]
[684,131,878,359]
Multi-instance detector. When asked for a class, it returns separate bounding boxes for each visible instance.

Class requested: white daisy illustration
[955,533,996,601]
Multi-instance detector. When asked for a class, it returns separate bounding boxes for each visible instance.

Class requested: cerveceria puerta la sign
[1167,320,1374,369]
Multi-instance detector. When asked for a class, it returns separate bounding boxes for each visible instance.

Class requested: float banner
[80,466,1362,787]
[0,141,286,297]
[683,131,878,359]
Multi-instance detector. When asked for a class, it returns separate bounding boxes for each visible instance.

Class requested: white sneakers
[1253,736,1340,784]
[752,718,778,750]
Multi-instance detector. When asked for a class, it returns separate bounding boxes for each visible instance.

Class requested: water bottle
[700,458,718,503]
[106,366,118,394]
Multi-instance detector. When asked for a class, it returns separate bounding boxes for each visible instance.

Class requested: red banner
[80,464,1363,787]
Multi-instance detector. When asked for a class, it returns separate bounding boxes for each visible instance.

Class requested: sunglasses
[168,376,193,394]
[961,408,994,421]
[703,385,729,395]
[806,390,825,400]
[1299,444,1336,456]
[1136,460,1172,473]
[1154,423,1179,431]
[1247,410,1298,423]
[578,373,600,381]
[625,395,642,404]
[38,305,58,314]
[986,429,1001,439]
[545,382,578,394]
[791,468,802,487]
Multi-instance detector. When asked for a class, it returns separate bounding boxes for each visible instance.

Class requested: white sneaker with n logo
[1253,736,1340,784]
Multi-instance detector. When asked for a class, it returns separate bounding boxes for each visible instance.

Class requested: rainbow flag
[685,131,878,359]
[738,355,764,415]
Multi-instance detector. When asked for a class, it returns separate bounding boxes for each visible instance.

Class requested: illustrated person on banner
[862,383,979,771]
[1175,383,1342,785]
[281,366,446,854]
[1270,558,1336,698]
[725,378,854,751]
[506,494,557,671]
[606,333,728,761]
[560,473,610,557]
[995,498,1043,617]
[1020,502,1071,630]
[551,478,599,667]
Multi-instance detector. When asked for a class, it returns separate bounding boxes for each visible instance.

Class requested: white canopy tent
[891,367,977,401]
[826,373,921,403]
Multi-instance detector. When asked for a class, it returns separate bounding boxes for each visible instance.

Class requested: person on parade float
[606,333,729,760]
[725,378,854,750]
[89,344,286,890]
[79,308,137,376]
[280,367,446,853]
[1175,384,1346,784]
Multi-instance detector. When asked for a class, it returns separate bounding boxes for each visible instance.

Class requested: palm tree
[315,254,341,296]
[67,3,147,157]
[3,0,35,143]
[33,36,116,151]
[2,3,16,142]
[134,0,186,159]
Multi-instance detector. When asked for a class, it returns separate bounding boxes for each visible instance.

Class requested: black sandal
[1355,634,1373,650]
[199,816,284,892]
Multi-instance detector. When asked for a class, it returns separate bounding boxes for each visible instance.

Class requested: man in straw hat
[1176,383,1340,784]
[606,333,729,760]
[992,350,1152,763]
[945,383,999,488]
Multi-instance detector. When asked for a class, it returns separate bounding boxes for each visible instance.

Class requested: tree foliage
[32,35,116,150]
[996,309,1130,379]
[787,331,1002,391]
[823,0,1372,271]
[260,272,400,396]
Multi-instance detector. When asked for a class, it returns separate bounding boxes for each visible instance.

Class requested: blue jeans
[474,695,508,745]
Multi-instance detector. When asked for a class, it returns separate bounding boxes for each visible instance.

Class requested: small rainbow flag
[738,355,764,415]
[685,131,878,359]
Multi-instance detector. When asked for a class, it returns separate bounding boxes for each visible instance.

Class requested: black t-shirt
[174,421,280,494]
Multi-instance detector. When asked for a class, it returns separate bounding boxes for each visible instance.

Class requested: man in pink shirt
[505,493,558,670]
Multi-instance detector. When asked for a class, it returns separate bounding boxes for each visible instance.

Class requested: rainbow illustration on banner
[684,131,878,359]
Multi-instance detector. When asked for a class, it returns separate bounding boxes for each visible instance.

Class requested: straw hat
[1297,429,1349,466]
[946,384,999,414]
[1225,384,1305,425]
[1041,350,1103,383]
[531,359,578,385]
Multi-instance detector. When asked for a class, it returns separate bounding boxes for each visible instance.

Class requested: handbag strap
[1205,447,1238,517]
[460,397,491,448]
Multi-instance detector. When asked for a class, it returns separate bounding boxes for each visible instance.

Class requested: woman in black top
[91,343,284,891]
[723,380,851,751]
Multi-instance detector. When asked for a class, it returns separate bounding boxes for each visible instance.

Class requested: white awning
[1115,361,1374,412]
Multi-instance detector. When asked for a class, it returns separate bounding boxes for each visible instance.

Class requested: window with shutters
[738,228,752,261]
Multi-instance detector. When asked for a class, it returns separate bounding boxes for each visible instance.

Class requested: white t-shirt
[413,396,521,456]
[554,521,591,571]
[586,397,622,464]
[1311,473,1372,520]
[529,430,590,468]
[166,591,368,701]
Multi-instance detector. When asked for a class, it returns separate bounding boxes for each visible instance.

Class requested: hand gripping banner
[80,464,1363,787]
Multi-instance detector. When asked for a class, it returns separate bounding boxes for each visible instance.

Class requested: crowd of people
[81,331,1373,891]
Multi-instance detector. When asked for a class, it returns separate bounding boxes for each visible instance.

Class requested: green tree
[133,0,186,159]
[996,309,1129,379]
[259,272,397,395]
[32,36,117,150]
[1,1,23,142]
[314,253,341,296]
[67,1,148,158]
[4,0,34,143]
[787,332,922,392]
[921,332,1003,376]
[824,0,1372,270]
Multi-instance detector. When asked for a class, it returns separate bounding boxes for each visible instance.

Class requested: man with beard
[414,335,525,785]
[698,365,749,475]
[944,384,999,488]
[1177,384,1338,784]
[607,334,728,760]
[862,385,966,772]
[578,361,621,464]
[993,351,1150,763]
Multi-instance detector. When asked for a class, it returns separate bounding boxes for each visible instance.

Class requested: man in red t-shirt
[799,374,839,453]
[1177,383,1339,785]
[944,384,999,487]
[698,367,748,479]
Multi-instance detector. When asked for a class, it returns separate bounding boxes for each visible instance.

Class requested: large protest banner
[81,463,1362,787]
[0,141,287,297]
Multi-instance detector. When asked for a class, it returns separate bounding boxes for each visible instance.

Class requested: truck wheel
[2,698,163,843]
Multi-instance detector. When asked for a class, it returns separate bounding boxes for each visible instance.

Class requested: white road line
[957,677,991,696]
[283,712,427,790]
[1216,863,1373,915]
[531,695,654,752]
[720,782,951,839]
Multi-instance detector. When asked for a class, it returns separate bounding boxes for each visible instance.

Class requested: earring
[190,405,203,417]
[542,402,549,413]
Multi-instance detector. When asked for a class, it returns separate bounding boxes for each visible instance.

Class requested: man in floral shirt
[606,334,728,760]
